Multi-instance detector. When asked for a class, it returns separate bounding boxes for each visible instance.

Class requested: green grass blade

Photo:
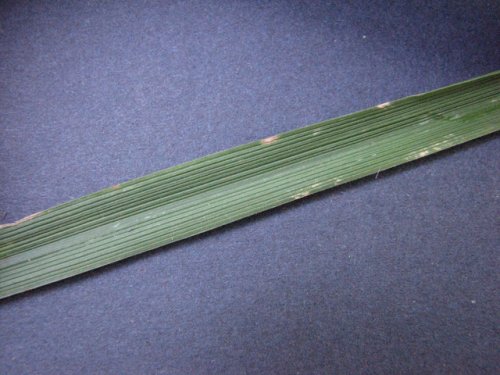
[1,71,499,299]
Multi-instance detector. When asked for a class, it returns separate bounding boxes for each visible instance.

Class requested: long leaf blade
[1,71,499,299]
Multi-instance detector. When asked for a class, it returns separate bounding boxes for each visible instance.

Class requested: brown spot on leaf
[377,102,391,109]
[112,184,121,190]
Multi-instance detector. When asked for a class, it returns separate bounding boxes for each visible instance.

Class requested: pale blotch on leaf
[377,102,391,109]
[261,135,279,145]
[0,211,42,229]
[334,177,344,185]
[292,191,310,200]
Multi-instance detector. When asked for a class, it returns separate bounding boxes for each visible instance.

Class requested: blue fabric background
[1,1,499,374]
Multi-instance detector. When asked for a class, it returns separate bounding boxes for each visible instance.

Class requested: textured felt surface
[1,1,499,374]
